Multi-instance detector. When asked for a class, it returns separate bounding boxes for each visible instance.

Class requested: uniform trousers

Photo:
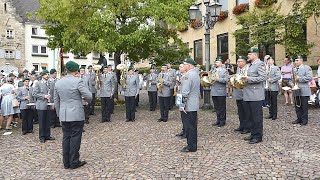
[169,89,175,109]
[236,100,250,131]
[101,97,112,121]
[267,91,278,118]
[243,101,263,140]
[21,109,33,133]
[84,105,90,122]
[37,110,51,140]
[135,94,140,107]
[183,111,197,151]
[159,96,170,121]
[212,96,226,125]
[180,111,187,137]
[294,96,309,124]
[110,95,115,114]
[89,93,96,115]
[125,96,137,120]
[61,121,84,169]
[49,109,60,127]
[148,91,157,111]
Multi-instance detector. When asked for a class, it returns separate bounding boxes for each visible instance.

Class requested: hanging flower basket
[232,3,249,15]
[217,11,228,22]
[255,0,277,8]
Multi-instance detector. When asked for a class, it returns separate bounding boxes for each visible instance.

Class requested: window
[5,50,14,59]
[40,46,47,54]
[32,27,38,35]
[33,64,39,71]
[41,66,47,70]
[194,39,203,65]
[4,3,7,13]
[6,29,14,38]
[109,53,113,58]
[32,45,38,54]
[236,0,249,5]
[217,0,228,11]
[217,33,229,60]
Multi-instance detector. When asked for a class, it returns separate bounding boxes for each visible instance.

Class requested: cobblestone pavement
[1,90,320,179]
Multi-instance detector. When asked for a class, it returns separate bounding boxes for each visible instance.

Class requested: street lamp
[188,0,222,110]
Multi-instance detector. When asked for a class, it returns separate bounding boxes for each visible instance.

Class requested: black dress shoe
[292,120,301,124]
[70,161,87,169]
[244,136,252,141]
[271,117,277,120]
[234,128,243,132]
[176,132,184,136]
[265,115,273,119]
[301,122,308,125]
[180,147,196,153]
[131,119,135,122]
[40,139,45,143]
[27,130,34,133]
[22,131,27,135]
[249,138,262,144]
[212,122,220,126]
[157,119,163,122]
[64,166,70,169]
[90,113,94,115]
[163,119,168,122]
[46,137,55,141]
[125,119,130,122]
[217,123,225,127]
[85,120,89,124]
[241,129,251,134]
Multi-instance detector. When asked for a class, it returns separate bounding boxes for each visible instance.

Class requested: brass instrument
[157,73,163,93]
[230,65,248,89]
[116,64,128,89]
[200,68,217,87]
[292,66,301,107]
[93,65,102,90]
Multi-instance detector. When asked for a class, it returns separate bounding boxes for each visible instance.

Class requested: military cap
[40,70,49,76]
[216,56,223,61]
[248,47,259,53]
[238,55,247,60]
[23,69,29,73]
[22,77,30,82]
[18,72,24,78]
[8,73,16,77]
[183,58,197,65]
[87,65,93,69]
[128,65,134,71]
[65,61,80,72]
[49,69,57,74]
[161,64,168,67]
[294,55,304,60]
[79,67,85,70]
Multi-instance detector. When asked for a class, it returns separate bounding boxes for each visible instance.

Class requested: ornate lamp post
[189,0,222,109]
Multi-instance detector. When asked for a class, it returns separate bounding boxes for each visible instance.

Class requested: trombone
[291,66,301,107]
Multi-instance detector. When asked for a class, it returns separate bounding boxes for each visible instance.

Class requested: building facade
[178,0,320,66]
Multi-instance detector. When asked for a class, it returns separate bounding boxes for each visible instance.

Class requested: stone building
[178,0,320,66]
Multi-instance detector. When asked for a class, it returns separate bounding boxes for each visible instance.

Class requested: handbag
[12,98,20,108]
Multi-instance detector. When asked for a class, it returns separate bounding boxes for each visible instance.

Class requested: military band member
[211,56,228,127]
[180,58,200,153]
[176,64,187,139]
[87,65,97,115]
[242,47,267,144]
[54,61,92,169]
[79,67,91,124]
[110,67,117,114]
[157,64,173,122]
[167,63,176,110]
[147,68,158,111]
[49,69,61,128]
[33,70,55,143]
[100,65,116,122]
[17,78,33,135]
[265,57,281,120]
[124,65,140,122]
[292,56,313,125]
[233,56,250,134]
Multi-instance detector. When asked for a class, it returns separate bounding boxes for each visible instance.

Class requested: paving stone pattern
[1,90,320,179]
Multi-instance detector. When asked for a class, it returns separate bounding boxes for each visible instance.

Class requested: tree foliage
[37,0,194,63]
[233,0,320,57]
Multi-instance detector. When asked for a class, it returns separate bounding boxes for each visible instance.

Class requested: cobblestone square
[1,91,320,179]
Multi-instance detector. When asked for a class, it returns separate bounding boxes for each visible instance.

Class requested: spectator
[281,57,293,105]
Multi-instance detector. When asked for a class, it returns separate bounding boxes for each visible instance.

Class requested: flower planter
[255,0,278,8]
[217,11,228,22]
[232,3,249,15]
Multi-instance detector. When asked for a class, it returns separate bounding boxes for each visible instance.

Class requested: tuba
[93,64,102,90]
[230,65,248,89]
[116,64,128,89]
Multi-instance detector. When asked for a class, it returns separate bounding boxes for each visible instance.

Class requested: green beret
[216,56,223,62]
[18,72,24,78]
[23,69,29,73]
[22,77,30,82]
[128,65,134,71]
[161,64,168,67]
[79,67,85,70]
[9,73,15,77]
[49,69,57,74]
[40,70,49,76]
[65,61,80,72]
[238,55,247,60]
[183,58,196,65]
[87,65,93,69]
[248,47,259,53]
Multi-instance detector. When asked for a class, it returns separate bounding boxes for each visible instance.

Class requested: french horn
[116,64,128,89]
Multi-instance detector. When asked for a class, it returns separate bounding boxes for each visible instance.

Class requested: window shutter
[15,50,21,59]
[0,49,5,59]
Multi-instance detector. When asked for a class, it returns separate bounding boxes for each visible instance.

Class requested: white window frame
[32,63,40,72]
[40,46,47,54]
[31,27,39,36]
[6,29,14,38]
[32,45,48,55]
[5,50,14,59]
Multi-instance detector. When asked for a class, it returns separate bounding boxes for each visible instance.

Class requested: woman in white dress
[0,77,20,130]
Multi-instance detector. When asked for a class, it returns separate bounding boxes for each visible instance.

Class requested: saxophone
[116,64,128,89]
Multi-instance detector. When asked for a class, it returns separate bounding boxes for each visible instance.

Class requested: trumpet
[116,64,128,89]
[93,65,102,90]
